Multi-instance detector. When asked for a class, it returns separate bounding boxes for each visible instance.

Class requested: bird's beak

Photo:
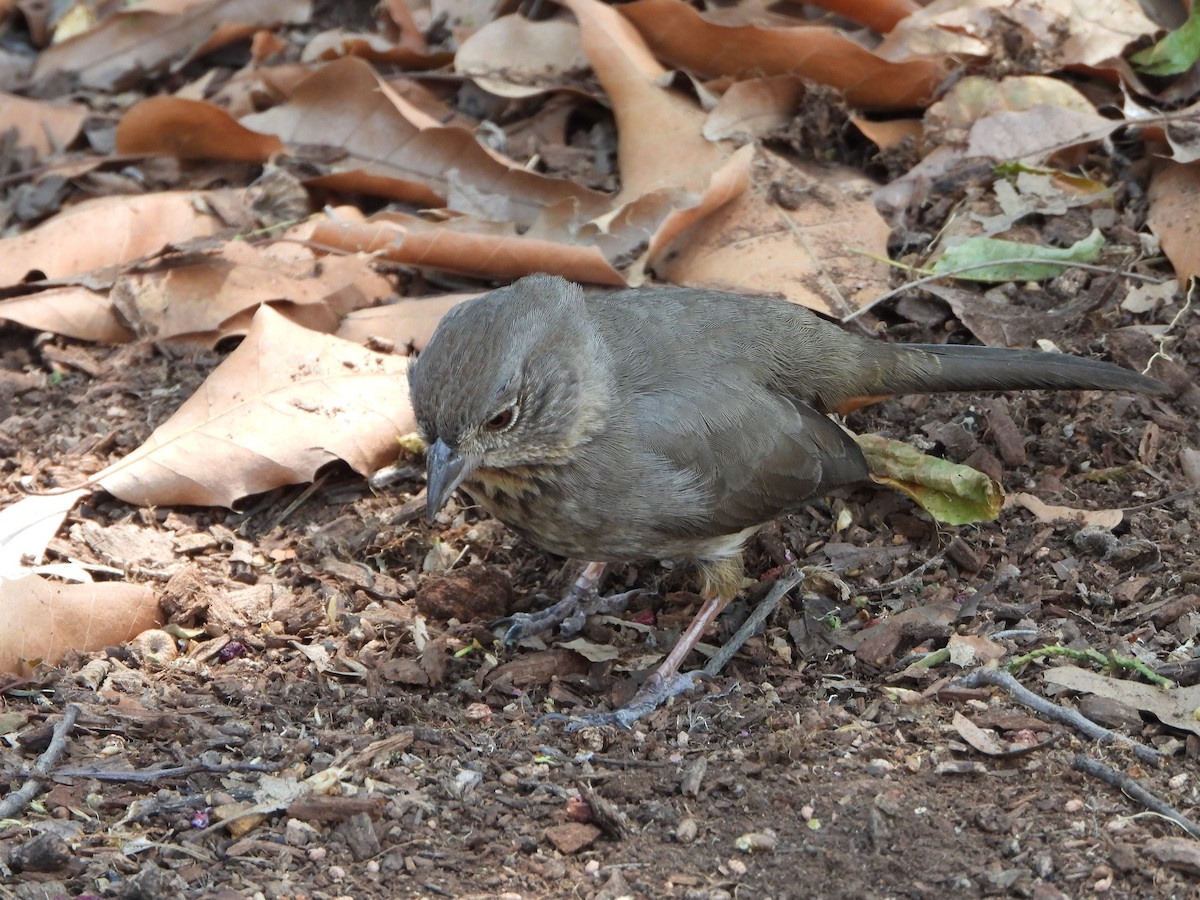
[424,438,474,524]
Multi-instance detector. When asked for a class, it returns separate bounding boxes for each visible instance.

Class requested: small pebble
[675,816,698,843]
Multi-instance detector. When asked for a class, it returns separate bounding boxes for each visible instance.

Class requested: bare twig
[0,704,80,819]
[703,567,808,677]
[1071,754,1200,840]
[2,761,285,785]
[955,668,1164,767]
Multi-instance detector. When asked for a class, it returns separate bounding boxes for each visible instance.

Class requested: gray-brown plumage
[409,274,1167,723]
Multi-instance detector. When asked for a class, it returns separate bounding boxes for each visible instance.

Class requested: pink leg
[642,595,728,691]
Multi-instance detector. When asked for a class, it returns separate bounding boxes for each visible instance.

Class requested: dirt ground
[2,288,1199,899]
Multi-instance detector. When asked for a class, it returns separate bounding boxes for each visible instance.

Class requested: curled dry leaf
[0,93,88,156]
[1006,492,1124,529]
[653,148,891,318]
[619,0,946,110]
[0,575,161,675]
[116,96,285,162]
[0,191,241,286]
[239,56,608,223]
[0,287,134,343]
[33,0,312,91]
[1147,162,1200,283]
[562,0,725,203]
[301,29,453,68]
[95,305,414,508]
[336,293,474,351]
[309,207,625,285]
[455,15,588,98]
[112,241,392,347]
[702,76,807,141]
[0,488,93,580]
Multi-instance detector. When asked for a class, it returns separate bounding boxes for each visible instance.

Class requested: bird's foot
[540,669,711,732]
[496,588,648,647]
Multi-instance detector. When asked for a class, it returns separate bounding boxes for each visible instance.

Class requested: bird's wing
[632,371,869,540]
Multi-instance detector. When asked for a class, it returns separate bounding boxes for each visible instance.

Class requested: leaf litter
[0,0,1198,895]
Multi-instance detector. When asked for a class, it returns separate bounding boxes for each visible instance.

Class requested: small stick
[0,704,80,819]
[703,567,808,677]
[955,668,1164,767]
[1071,754,1200,840]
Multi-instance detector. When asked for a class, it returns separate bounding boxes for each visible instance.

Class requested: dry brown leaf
[112,241,392,345]
[1006,492,1124,529]
[0,488,93,580]
[809,0,920,33]
[0,93,88,156]
[951,712,1008,756]
[310,207,626,285]
[455,14,588,98]
[336,293,474,350]
[880,0,1154,70]
[301,29,453,68]
[620,0,946,110]
[0,191,242,286]
[0,287,133,343]
[116,96,285,162]
[1147,162,1200,284]
[240,57,609,224]
[1043,666,1200,737]
[652,148,891,318]
[0,575,161,675]
[703,77,806,141]
[851,116,923,151]
[931,75,1097,131]
[94,305,413,508]
[562,0,725,202]
[33,0,312,90]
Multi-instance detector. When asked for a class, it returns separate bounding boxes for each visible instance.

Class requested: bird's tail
[823,342,1169,414]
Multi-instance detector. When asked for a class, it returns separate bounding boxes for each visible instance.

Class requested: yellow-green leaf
[856,433,1003,525]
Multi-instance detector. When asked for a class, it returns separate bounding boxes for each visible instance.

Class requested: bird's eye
[484,406,517,432]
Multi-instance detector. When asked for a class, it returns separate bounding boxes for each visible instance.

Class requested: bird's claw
[538,669,711,732]
[494,588,650,648]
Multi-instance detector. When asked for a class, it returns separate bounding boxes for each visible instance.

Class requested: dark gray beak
[425,439,473,524]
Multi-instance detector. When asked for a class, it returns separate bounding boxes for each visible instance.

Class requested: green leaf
[931,228,1104,282]
[856,433,1003,525]
[1131,5,1200,77]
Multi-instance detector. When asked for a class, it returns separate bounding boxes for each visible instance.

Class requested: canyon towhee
[409,275,1168,725]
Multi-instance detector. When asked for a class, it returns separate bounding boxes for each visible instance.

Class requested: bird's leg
[497,561,648,646]
[560,555,746,731]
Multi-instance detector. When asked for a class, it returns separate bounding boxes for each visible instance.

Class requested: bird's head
[408,275,612,522]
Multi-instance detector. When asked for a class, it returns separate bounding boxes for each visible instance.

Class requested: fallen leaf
[0,287,134,343]
[1043,665,1200,737]
[620,0,946,110]
[240,56,608,223]
[0,93,88,156]
[0,191,244,285]
[858,433,1004,525]
[1006,492,1123,529]
[1147,163,1200,284]
[931,228,1105,282]
[33,0,312,91]
[0,575,161,675]
[952,712,1008,756]
[455,14,588,98]
[0,489,93,580]
[94,305,414,507]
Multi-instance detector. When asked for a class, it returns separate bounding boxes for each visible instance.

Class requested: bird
[408,274,1169,726]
